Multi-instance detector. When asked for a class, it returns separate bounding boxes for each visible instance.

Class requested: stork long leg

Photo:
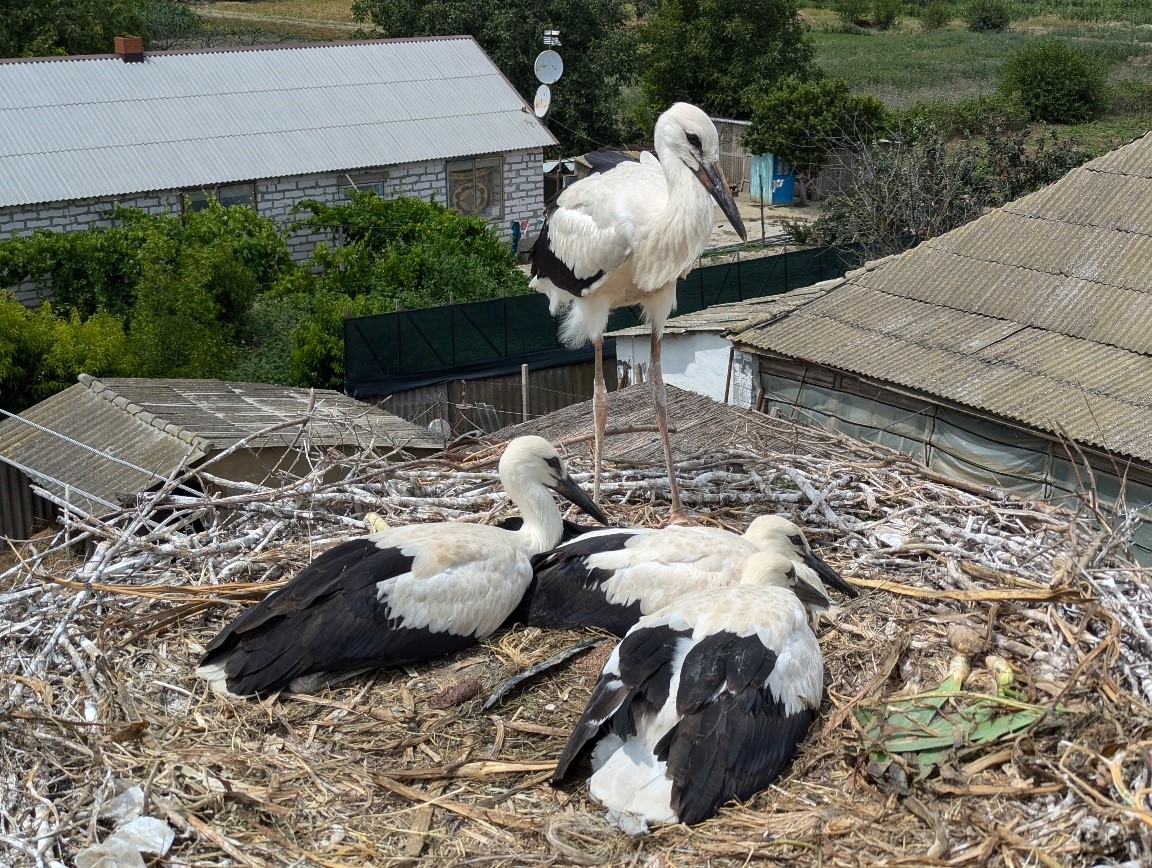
[592,336,608,505]
[649,327,689,524]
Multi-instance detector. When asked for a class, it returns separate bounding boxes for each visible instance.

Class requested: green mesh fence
[345,247,853,395]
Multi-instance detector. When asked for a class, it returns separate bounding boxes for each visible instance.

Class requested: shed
[0,36,557,302]
[0,375,441,540]
[609,283,835,401]
[725,130,1152,559]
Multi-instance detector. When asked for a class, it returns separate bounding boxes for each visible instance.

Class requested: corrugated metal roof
[0,38,556,208]
[732,130,1152,462]
[0,376,442,517]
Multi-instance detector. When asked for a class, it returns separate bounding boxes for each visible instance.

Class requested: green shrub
[0,295,137,412]
[1000,38,1106,123]
[894,91,1029,137]
[964,0,1010,31]
[1105,78,1152,115]
[873,0,901,29]
[835,0,870,26]
[921,1,952,30]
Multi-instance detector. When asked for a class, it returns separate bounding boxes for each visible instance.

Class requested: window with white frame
[446,155,503,219]
[181,183,257,213]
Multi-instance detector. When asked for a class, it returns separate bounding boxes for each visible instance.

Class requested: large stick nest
[2,395,1151,866]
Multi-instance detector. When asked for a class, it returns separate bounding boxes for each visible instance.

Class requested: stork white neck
[501,466,564,553]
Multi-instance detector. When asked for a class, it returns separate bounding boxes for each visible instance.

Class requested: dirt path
[196,7,360,32]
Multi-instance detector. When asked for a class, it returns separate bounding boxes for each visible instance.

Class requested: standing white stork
[507,515,857,637]
[531,102,748,523]
[196,436,607,698]
[552,552,826,830]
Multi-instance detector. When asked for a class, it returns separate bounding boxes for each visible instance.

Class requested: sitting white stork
[531,102,748,523]
[508,515,856,637]
[196,436,607,698]
[552,552,826,830]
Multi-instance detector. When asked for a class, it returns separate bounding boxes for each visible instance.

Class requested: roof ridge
[78,373,210,452]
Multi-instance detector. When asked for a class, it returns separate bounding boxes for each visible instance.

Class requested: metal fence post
[521,364,529,422]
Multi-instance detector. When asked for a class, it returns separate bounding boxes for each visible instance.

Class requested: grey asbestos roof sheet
[0,384,198,517]
[607,281,837,337]
[0,376,440,516]
[0,37,555,208]
[731,130,1152,462]
[84,376,442,451]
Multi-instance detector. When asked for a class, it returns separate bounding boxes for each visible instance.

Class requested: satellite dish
[534,50,563,85]
[533,84,552,118]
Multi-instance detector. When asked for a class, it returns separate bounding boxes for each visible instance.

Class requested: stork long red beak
[696,161,748,241]
[550,473,610,526]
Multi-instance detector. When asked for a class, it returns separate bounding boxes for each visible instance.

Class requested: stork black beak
[551,473,609,526]
[801,550,859,598]
[696,161,748,241]
[789,576,831,611]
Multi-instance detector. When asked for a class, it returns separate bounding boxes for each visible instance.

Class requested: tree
[744,77,886,202]
[280,193,532,388]
[0,0,143,57]
[138,0,201,50]
[638,0,816,121]
[793,122,1092,261]
[350,0,637,152]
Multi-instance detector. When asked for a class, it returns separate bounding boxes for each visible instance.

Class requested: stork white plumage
[196,436,607,699]
[509,515,857,637]
[552,552,826,830]
[530,102,748,523]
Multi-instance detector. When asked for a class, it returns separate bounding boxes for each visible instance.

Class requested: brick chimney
[114,36,144,63]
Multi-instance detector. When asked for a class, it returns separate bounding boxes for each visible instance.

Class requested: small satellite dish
[533,84,552,118]
[534,50,563,85]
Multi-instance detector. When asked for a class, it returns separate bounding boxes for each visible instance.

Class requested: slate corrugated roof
[0,376,441,516]
[607,282,836,338]
[731,130,1152,462]
[0,37,556,208]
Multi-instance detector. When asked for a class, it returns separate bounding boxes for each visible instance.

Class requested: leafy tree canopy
[279,192,531,389]
[745,77,887,176]
[0,0,143,57]
[638,0,816,121]
[350,0,637,152]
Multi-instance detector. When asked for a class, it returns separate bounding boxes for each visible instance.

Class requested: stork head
[655,102,748,242]
[745,515,859,599]
[499,436,608,525]
[739,552,831,612]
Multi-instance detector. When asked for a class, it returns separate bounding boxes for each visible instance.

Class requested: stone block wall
[1,148,544,304]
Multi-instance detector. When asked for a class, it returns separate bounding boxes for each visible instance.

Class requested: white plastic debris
[99,786,144,824]
[108,816,175,857]
[74,838,145,868]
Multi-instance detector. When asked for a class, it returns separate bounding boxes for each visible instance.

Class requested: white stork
[196,436,607,698]
[508,515,857,637]
[552,552,826,830]
[530,102,748,523]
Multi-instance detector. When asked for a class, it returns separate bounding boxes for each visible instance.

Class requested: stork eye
[789,534,802,546]
[685,132,702,150]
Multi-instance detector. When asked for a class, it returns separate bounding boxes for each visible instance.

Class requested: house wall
[2,148,544,304]
[615,332,759,405]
